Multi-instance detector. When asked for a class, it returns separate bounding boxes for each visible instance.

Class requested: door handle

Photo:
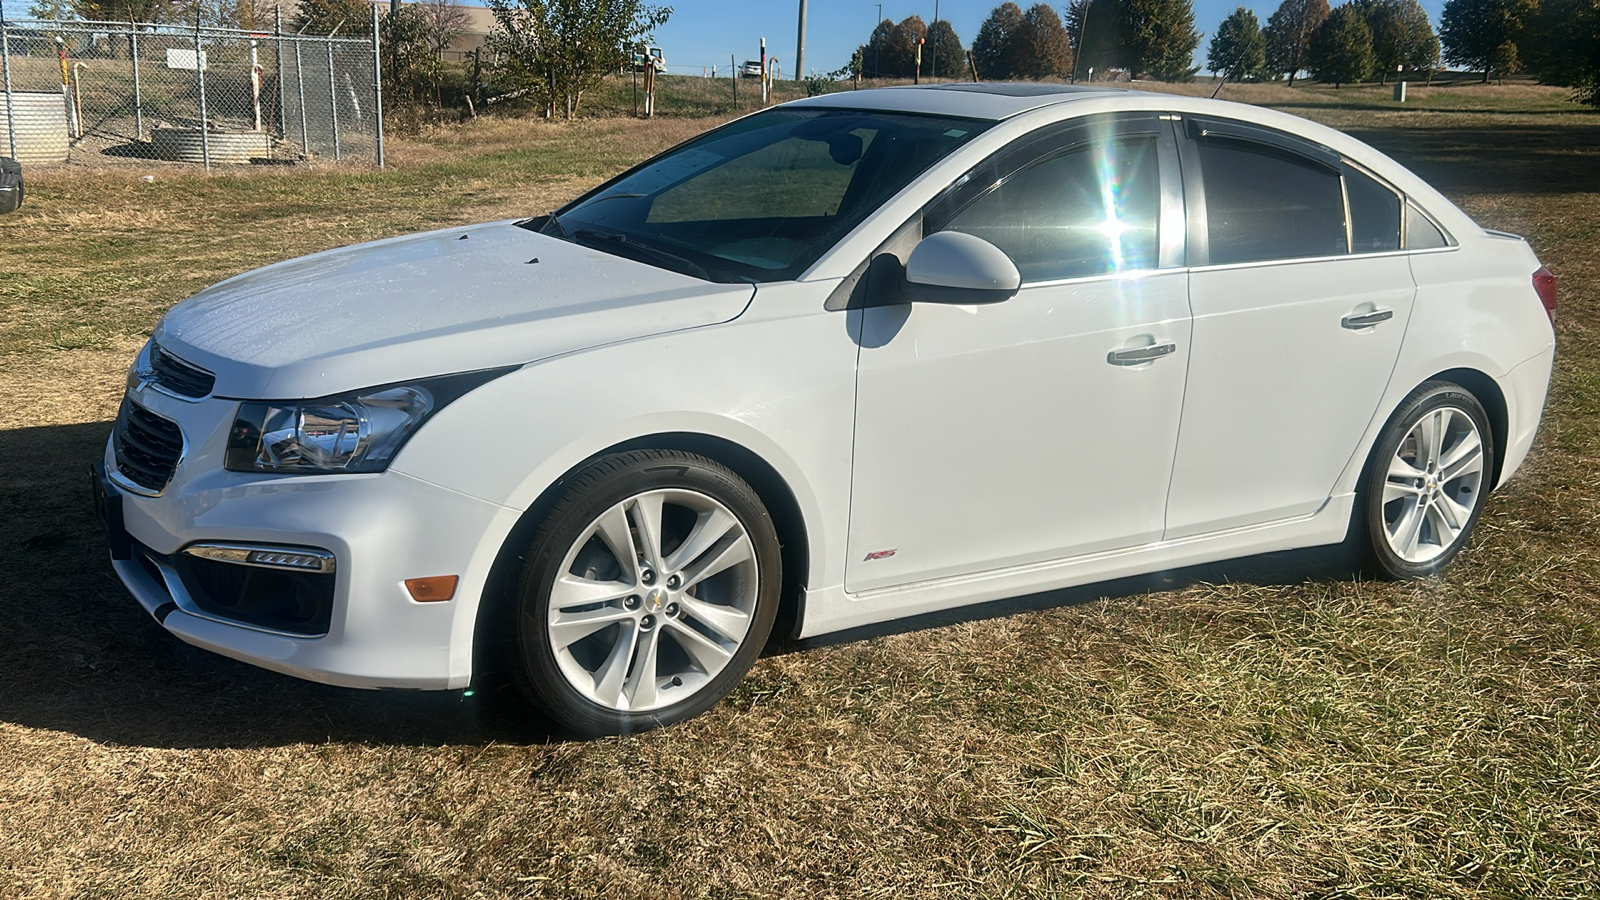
[1107,342,1177,366]
[1341,309,1394,329]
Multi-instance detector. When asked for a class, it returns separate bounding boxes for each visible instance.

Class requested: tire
[511,450,781,736]
[1358,381,1496,579]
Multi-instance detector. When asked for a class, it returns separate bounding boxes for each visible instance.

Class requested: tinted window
[1405,203,1450,250]
[1198,140,1346,264]
[1347,168,1401,253]
[547,109,989,283]
[939,138,1160,282]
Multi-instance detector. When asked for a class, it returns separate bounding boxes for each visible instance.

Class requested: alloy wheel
[546,488,759,712]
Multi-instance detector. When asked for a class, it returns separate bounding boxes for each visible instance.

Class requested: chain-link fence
[0,12,382,170]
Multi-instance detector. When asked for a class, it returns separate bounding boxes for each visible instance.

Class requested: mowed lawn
[1,81,1597,898]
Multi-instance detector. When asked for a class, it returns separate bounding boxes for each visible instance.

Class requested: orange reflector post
[405,575,459,602]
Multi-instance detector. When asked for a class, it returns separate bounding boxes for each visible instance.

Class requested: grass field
[1,81,1597,898]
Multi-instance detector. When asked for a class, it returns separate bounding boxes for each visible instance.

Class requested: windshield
[536,108,991,283]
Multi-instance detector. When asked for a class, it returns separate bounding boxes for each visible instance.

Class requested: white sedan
[96,85,1556,736]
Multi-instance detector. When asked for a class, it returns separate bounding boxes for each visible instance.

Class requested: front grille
[113,399,183,493]
[173,552,336,636]
[150,343,215,398]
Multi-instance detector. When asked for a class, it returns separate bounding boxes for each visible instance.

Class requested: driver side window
[939,137,1161,283]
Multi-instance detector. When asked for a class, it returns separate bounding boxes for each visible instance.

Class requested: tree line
[856,0,1598,106]
[1205,0,1599,103]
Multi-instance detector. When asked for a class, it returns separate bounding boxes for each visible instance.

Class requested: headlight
[224,368,515,474]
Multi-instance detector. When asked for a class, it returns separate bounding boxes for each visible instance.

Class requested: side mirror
[902,231,1021,305]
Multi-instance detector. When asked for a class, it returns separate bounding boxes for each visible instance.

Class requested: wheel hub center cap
[644,588,667,613]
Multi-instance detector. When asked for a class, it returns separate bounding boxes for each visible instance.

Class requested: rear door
[1164,117,1415,539]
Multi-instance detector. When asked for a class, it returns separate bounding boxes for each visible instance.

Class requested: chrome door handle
[1107,342,1177,365]
[1341,309,1394,329]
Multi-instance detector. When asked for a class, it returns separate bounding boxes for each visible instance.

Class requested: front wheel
[1359,382,1495,579]
[511,450,781,736]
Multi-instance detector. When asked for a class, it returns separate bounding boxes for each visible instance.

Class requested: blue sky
[648,0,1449,78]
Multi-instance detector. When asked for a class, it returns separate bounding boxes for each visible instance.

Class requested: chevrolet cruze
[94,85,1557,736]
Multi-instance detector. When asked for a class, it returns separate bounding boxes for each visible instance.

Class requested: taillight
[1533,266,1557,324]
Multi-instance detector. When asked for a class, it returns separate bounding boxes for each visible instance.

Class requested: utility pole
[931,0,939,79]
[874,3,882,78]
[795,0,807,82]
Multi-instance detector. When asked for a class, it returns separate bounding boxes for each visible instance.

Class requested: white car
[96,85,1557,736]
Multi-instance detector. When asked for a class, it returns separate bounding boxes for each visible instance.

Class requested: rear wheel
[1360,382,1495,579]
[511,450,781,736]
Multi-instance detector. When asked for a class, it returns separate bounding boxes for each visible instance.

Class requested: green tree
[859,19,896,78]
[927,19,966,78]
[1125,0,1202,80]
[1354,0,1438,82]
[1440,0,1536,82]
[1011,3,1075,77]
[1263,0,1330,84]
[973,2,1026,78]
[1524,0,1600,106]
[487,0,671,118]
[1065,0,1129,78]
[1308,3,1375,85]
[881,15,929,77]
[294,0,373,34]
[1208,6,1267,80]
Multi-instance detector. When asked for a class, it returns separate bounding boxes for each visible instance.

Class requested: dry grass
[2,83,1598,898]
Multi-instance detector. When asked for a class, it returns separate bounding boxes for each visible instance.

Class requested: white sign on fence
[165,49,208,71]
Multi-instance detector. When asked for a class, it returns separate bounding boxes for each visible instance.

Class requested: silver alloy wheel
[1381,405,1486,564]
[546,488,759,712]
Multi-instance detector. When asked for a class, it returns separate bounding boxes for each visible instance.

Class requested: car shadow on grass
[2,420,1365,749]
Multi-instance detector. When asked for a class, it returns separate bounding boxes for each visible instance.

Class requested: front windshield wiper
[570,228,713,281]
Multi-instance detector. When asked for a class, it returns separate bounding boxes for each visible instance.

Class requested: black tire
[1358,381,1496,579]
[511,449,781,736]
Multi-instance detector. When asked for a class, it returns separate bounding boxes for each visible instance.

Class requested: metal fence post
[0,0,16,162]
[195,12,210,172]
[326,38,340,161]
[274,8,285,140]
[294,38,308,156]
[371,5,383,168]
[131,29,142,140]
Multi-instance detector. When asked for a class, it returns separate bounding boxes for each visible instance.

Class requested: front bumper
[96,387,519,690]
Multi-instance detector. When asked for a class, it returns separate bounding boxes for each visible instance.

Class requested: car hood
[153,221,756,399]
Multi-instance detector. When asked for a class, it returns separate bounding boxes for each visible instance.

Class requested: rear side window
[1346,168,1401,253]
[1197,140,1346,265]
[939,137,1161,282]
[1405,203,1450,249]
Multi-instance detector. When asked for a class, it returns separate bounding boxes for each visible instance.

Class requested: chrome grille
[113,399,183,493]
[150,343,215,399]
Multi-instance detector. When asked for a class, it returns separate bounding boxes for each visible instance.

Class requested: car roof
[789,83,1133,120]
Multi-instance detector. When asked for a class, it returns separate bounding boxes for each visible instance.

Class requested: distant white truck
[632,46,665,74]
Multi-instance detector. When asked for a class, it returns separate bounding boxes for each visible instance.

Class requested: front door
[846,116,1192,594]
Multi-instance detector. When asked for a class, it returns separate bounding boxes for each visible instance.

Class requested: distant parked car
[0,157,21,213]
[96,85,1556,738]
[740,59,763,78]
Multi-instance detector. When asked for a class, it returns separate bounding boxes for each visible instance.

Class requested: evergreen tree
[973,3,1027,78]
[1208,6,1267,80]
[1125,0,1202,80]
[1308,3,1375,86]
[927,19,966,78]
[1011,3,1075,77]
[1440,0,1536,82]
[1263,0,1330,84]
